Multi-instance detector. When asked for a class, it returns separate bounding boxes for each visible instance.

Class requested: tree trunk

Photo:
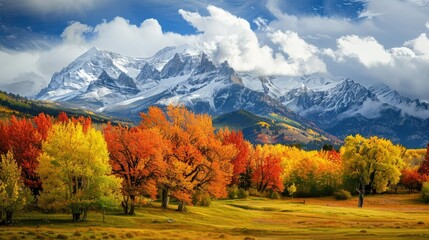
[357,179,365,208]
[82,209,88,222]
[5,211,13,224]
[72,213,81,222]
[161,188,170,209]
[177,202,187,212]
[122,196,129,214]
[358,192,364,208]
[129,195,136,215]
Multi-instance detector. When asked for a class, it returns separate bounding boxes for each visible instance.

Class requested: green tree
[37,121,121,221]
[341,135,405,208]
[0,152,31,224]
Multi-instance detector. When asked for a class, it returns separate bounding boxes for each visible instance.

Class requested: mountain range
[35,45,429,148]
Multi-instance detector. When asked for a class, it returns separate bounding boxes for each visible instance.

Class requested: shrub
[227,186,238,199]
[248,188,263,197]
[334,189,352,200]
[287,183,297,198]
[422,182,429,203]
[237,188,249,199]
[266,190,281,200]
[192,190,211,206]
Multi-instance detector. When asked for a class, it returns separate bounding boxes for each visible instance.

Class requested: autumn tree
[418,144,429,177]
[33,113,53,141]
[0,116,43,196]
[0,152,31,224]
[140,106,234,211]
[37,121,121,221]
[252,145,284,193]
[288,151,341,197]
[400,168,422,193]
[104,124,166,215]
[218,129,253,188]
[57,112,69,123]
[341,135,405,208]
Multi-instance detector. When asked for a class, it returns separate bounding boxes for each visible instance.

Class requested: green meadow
[2,194,429,240]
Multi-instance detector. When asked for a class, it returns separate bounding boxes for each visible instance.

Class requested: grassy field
[2,194,429,239]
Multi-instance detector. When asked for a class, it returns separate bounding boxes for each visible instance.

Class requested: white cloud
[405,33,429,59]
[330,35,393,67]
[61,22,92,45]
[178,5,326,76]
[0,30,91,95]
[266,0,429,48]
[269,30,326,73]
[324,31,429,101]
[404,0,429,6]
[264,0,429,100]
[253,17,269,31]
[91,17,195,58]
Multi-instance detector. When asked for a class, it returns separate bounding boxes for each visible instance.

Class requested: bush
[422,182,429,203]
[287,183,297,197]
[266,190,281,199]
[227,186,238,199]
[192,191,211,206]
[248,188,263,197]
[228,186,249,199]
[334,189,352,200]
[237,188,249,199]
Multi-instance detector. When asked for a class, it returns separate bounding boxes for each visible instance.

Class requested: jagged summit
[36,45,429,147]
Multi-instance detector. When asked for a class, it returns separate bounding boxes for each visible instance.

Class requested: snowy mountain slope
[36,47,147,101]
[36,45,429,147]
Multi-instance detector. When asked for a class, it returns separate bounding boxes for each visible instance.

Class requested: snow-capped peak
[148,44,203,71]
[37,46,146,100]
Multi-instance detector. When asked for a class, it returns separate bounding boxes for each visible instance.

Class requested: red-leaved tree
[0,116,43,196]
[418,144,429,178]
[218,129,253,187]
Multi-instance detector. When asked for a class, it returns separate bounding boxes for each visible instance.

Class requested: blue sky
[0,0,429,101]
[0,1,363,34]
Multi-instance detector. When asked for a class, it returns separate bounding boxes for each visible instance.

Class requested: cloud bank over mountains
[0,0,428,101]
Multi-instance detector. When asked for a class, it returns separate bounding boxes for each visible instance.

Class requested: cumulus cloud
[266,0,429,48]
[91,17,195,57]
[61,22,93,45]
[178,5,326,75]
[405,33,429,59]
[324,31,429,101]
[328,35,393,67]
[269,30,326,73]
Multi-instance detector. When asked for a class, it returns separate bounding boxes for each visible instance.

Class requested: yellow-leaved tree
[341,135,405,208]
[0,152,31,224]
[37,121,121,221]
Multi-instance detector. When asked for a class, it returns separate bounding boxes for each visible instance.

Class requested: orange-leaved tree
[217,129,253,188]
[104,124,166,215]
[140,106,234,211]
